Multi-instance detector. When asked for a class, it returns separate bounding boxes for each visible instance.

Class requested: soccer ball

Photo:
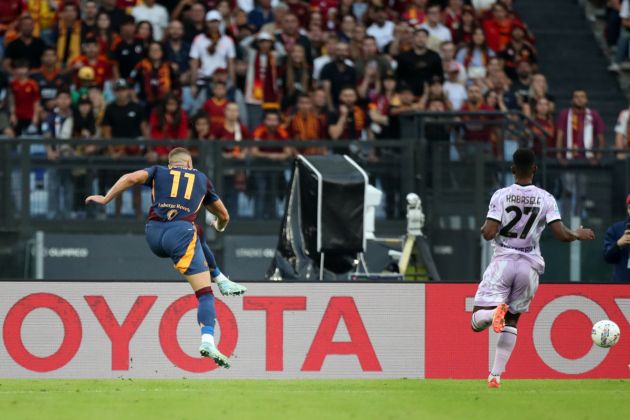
[591,320,621,348]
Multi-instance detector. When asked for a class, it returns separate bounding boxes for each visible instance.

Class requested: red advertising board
[1,282,629,379]
[425,284,630,378]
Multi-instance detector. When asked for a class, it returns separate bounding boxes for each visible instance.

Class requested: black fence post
[20,142,30,225]
[0,141,8,227]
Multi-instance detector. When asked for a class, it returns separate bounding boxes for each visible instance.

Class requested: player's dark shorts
[145,220,209,275]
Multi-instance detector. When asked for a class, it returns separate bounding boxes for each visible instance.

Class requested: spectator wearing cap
[101,79,148,152]
[275,13,313,64]
[367,8,395,52]
[603,196,630,283]
[130,41,180,110]
[420,3,453,52]
[55,2,83,68]
[395,28,443,97]
[131,0,169,41]
[242,31,279,130]
[9,59,40,136]
[278,44,312,112]
[112,16,147,80]
[190,10,236,99]
[31,47,72,114]
[320,42,357,110]
[69,37,113,91]
[482,2,515,53]
[355,36,393,83]
[3,15,47,71]
[499,24,537,81]
[443,62,467,110]
[71,66,96,104]
[248,0,274,32]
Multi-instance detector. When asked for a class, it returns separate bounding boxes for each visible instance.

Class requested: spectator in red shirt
[530,97,555,158]
[210,102,250,214]
[95,11,122,59]
[287,94,327,155]
[9,60,41,135]
[69,37,114,90]
[287,0,310,29]
[459,84,497,158]
[555,90,606,217]
[482,2,515,53]
[203,80,230,128]
[148,93,188,162]
[556,90,606,164]
[251,109,292,218]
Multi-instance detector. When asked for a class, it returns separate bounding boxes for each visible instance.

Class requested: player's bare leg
[185,271,230,368]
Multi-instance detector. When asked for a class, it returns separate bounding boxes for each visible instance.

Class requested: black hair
[121,15,136,27]
[12,59,29,69]
[512,148,536,176]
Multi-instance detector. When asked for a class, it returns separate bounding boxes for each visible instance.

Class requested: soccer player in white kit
[472,149,595,388]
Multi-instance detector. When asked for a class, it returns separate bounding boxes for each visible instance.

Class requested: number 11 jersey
[486,184,561,273]
[143,165,219,223]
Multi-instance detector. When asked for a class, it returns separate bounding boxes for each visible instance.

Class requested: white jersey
[486,184,561,273]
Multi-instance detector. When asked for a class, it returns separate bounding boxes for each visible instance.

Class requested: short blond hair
[168,147,192,165]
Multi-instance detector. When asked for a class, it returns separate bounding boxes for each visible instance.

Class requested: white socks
[213,272,228,283]
[201,333,215,346]
[471,309,494,331]
[490,326,517,376]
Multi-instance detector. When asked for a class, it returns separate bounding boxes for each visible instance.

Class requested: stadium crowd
[0,0,619,218]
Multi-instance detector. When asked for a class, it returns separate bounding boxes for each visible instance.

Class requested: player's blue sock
[195,287,216,340]
[211,267,221,278]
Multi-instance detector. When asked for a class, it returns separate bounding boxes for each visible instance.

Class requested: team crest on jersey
[167,209,178,221]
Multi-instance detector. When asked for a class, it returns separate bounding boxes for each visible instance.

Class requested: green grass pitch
[0,379,628,420]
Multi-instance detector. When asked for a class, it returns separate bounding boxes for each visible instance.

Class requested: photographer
[603,194,630,282]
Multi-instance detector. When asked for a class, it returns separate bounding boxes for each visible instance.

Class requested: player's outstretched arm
[480,219,501,241]
[85,170,149,206]
[205,199,230,232]
[548,221,595,242]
